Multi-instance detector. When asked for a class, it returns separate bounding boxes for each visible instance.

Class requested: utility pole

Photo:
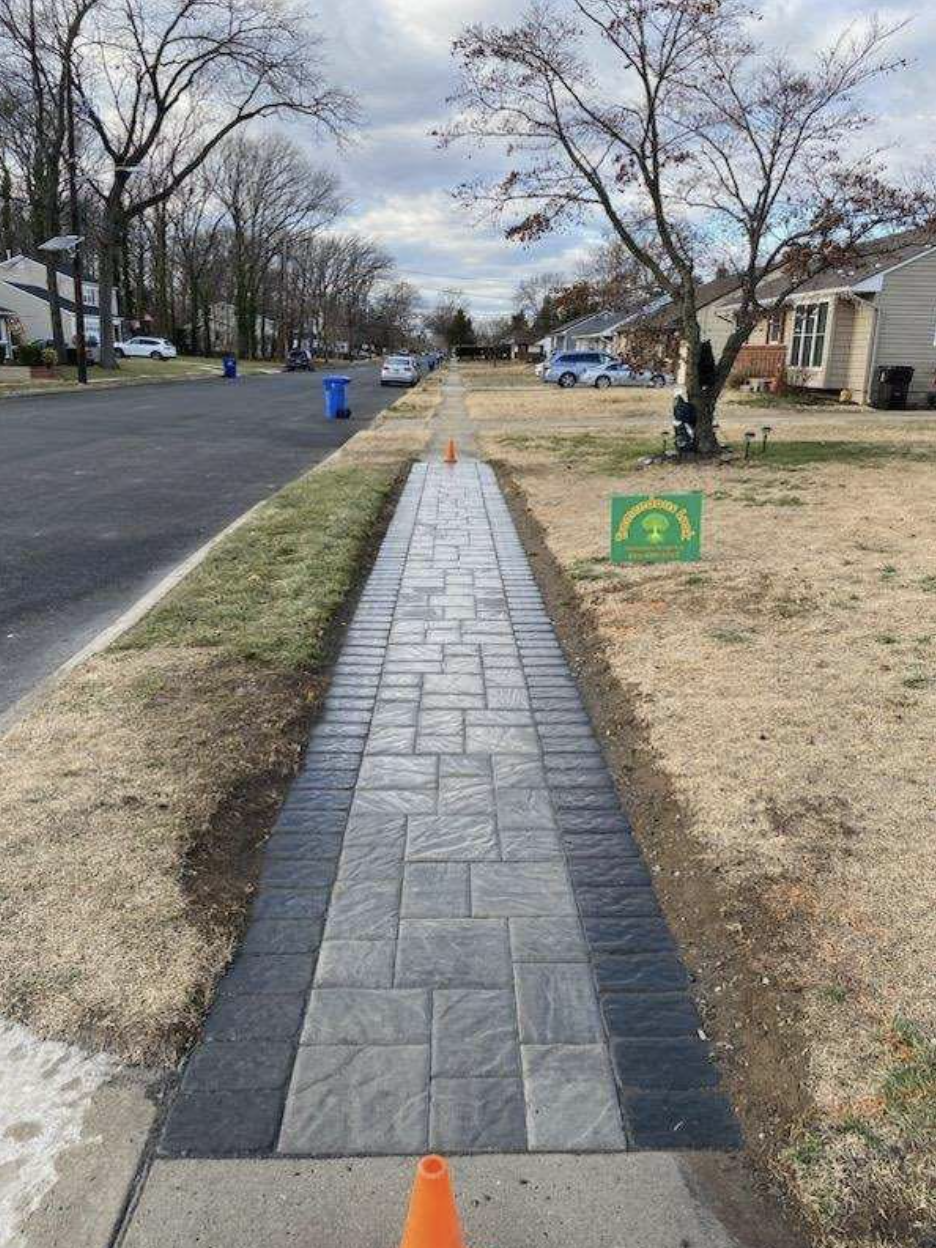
[65,55,88,385]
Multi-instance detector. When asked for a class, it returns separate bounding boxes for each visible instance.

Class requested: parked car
[542,351,617,387]
[114,335,178,361]
[285,347,315,371]
[381,355,420,386]
[580,361,672,389]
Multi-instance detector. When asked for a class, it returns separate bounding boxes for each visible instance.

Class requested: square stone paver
[407,815,499,861]
[509,917,589,963]
[324,880,401,941]
[402,863,470,918]
[522,1045,626,1151]
[471,863,576,916]
[498,825,564,860]
[432,989,521,1077]
[279,1045,429,1154]
[314,940,396,988]
[352,788,437,817]
[301,988,430,1044]
[358,756,437,789]
[465,725,540,754]
[395,919,512,988]
[429,1078,527,1152]
[515,963,603,1043]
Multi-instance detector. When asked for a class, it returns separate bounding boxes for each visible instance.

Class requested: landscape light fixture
[744,430,756,460]
[661,431,669,456]
[761,425,773,453]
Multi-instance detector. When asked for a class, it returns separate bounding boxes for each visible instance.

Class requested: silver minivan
[543,350,617,387]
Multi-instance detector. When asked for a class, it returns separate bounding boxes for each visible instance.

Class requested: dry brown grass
[0,416,432,1065]
[467,364,936,1248]
[0,650,305,1064]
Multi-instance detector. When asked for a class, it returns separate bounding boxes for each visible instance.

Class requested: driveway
[0,364,389,718]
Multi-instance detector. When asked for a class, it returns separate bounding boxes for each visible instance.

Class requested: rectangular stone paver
[160,452,737,1159]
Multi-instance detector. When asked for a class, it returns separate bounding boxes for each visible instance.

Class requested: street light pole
[65,56,88,385]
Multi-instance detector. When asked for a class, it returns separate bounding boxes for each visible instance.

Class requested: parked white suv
[114,336,178,361]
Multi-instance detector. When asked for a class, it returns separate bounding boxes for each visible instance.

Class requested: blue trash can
[222,353,237,380]
[323,374,352,420]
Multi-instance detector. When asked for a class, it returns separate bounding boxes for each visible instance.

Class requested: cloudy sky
[308,0,935,320]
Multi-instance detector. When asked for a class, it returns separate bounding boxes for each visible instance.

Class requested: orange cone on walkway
[444,438,458,464]
[399,1155,468,1248]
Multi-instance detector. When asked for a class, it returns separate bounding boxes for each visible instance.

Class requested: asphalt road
[0,363,389,719]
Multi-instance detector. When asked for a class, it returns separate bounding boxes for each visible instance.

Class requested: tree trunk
[98,209,121,369]
[44,261,66,363]
[153,205,170,335]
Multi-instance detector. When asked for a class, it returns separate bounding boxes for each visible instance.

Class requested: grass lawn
[0,354,284,396]
[464,362,936,1248]
[0,408,432,1064]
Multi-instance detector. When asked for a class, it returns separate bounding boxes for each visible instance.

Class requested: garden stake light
[761,425,773,453]
[744,431,756,460]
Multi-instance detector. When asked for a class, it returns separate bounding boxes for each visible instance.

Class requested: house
[615,276,743,369]
[569,309,634,352]
[498,328,542,360]
[535,312,606,356]
[703,230,936,404]
[0,253,122,347]
[181,302,277,354]
[0,304,15,360]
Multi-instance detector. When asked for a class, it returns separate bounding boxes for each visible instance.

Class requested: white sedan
[380,355,419,386]
[114,335,178,360]
[581,361,671,388]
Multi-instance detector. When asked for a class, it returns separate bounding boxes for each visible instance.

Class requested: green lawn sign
[611,492,703,563]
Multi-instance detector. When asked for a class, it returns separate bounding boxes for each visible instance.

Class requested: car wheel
[114,348,125,359]
[652,373,666,387]
[150,351,165,360]
[558,372,577,388]
[595,375,612,389]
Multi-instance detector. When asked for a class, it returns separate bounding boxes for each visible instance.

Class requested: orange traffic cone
[399,1155,467,1248]
[443,439,458,464]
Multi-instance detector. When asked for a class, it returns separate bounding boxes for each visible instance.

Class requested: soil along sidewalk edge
[0,412,430,1069]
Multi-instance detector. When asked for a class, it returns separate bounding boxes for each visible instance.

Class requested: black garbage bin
[872,365,914,410]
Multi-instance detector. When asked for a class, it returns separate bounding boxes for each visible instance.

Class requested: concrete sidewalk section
[122,1154,755,1248]
[158,459,738,1158]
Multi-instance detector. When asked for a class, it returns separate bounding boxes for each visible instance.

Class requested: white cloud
[299,0,936,316]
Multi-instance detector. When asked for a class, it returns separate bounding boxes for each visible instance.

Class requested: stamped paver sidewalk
[160,449,740,1158]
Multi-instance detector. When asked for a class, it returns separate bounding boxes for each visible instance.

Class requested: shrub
[15,342,43,366]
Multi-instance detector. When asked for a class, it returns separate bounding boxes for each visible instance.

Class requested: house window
[790,302,828,368]
[766,310,785,343]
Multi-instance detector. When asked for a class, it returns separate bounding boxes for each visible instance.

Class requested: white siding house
[0,254,122,347]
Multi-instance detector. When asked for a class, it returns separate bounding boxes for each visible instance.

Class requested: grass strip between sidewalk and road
[0,418,429,1065]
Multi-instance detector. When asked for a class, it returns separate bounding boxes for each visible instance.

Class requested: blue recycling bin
[222,353,237,379]
[323,374,352,420]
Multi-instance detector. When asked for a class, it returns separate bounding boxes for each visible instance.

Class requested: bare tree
[208,134,342,357]
[442,0,928,452]
[0,0,97,360]
[363,280,420,353]
[71,0,353,367]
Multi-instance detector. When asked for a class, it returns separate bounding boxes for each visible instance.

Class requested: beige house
[705,231,936,405]
[616,275,743,367]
